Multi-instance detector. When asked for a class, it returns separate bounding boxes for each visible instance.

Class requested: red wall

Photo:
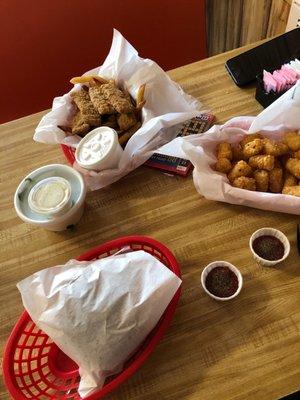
[0,0,206,123]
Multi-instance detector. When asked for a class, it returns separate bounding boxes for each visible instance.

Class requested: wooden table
[1,42,299,400]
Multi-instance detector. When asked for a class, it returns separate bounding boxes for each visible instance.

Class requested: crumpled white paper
[17,250,181,398]
[181,82,300,215]
[34,29,202,190]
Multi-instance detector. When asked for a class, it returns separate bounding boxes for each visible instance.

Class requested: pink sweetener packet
[263,70,277,93]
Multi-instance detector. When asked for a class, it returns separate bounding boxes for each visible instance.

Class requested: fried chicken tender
[249,155,274,171]
[254,170,269,192]
[243,139,263,158]
[89,83,116,115]
[283,172,297,187]
[286,158,300,178]
[217,142,232,160]
[283,132,300,151]
[233,177,256,191]
[72,111,90,136]
[240,133,263,147]
[282,185,300,196]
[101,114,118,129]
[215,158,232,174]
[117,113,137,131]
[269,167,283,193]
[101,81,134,113]
[263,138,289,156]
[70,89,100,126]
[228,160,252,182]
[118,122,142,145]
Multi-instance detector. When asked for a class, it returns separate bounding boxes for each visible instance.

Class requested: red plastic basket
[61,144,75,165]
[3,236,181,400]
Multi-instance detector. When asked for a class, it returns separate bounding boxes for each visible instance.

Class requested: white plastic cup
[249,227,290,267]
[201,261,243,301]
[75,127,123,171]
[14,164,86,231]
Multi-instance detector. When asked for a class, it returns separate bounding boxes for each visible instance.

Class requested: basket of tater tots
[182,83,300,215]
[34,30,202,190]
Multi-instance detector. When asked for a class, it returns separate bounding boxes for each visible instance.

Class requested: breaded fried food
[249,155,274,171]
[101,81,134,113]
[228,160,252,182]
[269,167,283,193]
[70,89,100,126]
[232,176,256,191]
[89,82,116,115]
[243,139,263,158]
[263,138,289,156]
[101,114,118,129]
[282,185,300,196]
[240,133,262,147]
[286,158,300,178]
[283,132,300,151]
[215,158,232,174]
[72,111,90,136]
[118,122,142,145]
[70,75,108,85]
[117,113,137,131]
[254,170,269,192]
[283,172,297,187]
[217,142,232,160]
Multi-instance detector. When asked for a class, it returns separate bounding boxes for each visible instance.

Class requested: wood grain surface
[1,42,300,400]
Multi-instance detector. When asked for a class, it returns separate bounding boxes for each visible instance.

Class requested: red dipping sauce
[252,235,284,261]
[205,266,238,298]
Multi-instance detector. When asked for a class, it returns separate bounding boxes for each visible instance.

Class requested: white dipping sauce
[28,177,71,216]
[75,127,123,171]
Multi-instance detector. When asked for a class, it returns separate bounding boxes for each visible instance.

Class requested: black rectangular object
[225,28,300,87]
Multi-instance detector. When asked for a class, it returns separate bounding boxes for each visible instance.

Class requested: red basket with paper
[3,236,181,400]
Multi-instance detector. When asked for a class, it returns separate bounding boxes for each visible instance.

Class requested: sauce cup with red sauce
[249,227,290,267]
[201,261,243,301]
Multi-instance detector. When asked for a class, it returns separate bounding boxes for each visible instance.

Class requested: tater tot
[269,168,283,193]
[283,132,300,151]
[283,172,297,187]
[240,133,263,147]
[249,155,274,171]
[243,139,263,158]
[217,142,232,160]
[233,177,256,191]
[282,185,300,197]
[286,158,300,178]
[254,170,269,192]
[263,139,289,156]
[228,160,252,182]
[215,158,232,174]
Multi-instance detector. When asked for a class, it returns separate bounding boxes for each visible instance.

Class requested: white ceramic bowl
[14,164,87,231]
[249,227,290,267]
[201,261,243,301]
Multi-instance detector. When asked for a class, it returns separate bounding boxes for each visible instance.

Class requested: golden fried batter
[269,167,283,193]
[117,113,137,131]
[233,177,256,191]
[119,122,142,145]
[286,158,300,178]
[263,138,289,156]
[217,142,232,160]
[101,81,134,113]
[72,111,90,136]
[283,132,300,151]
[215,158,232,174]
[283,172,297,187]
[294,149,300,159]
[249,155,274,171]
[231,144,245,161]
[254,170,269,192]
[243,139,263,158]
[240,133,263,147]
[89,83,116,115]
[282,185,300,196]
[228,160,252,182]
[70,89,100,126]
